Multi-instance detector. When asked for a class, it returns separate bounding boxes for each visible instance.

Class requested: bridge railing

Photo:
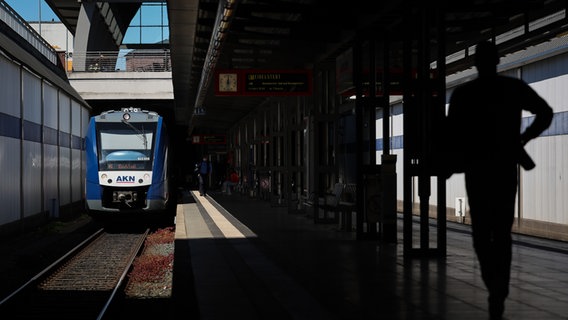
[70,50,171,73]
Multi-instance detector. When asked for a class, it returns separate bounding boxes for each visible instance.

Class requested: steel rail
[96,228,150,320]
[0,228,105,306]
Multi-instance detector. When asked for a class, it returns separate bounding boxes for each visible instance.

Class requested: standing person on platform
[445,40,553,319]
[197,155,212,196]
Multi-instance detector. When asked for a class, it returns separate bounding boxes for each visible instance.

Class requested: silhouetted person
[446,41,553,319]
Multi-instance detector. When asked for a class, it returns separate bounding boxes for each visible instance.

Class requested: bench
[303,183,345,223]
[337,183,357,231]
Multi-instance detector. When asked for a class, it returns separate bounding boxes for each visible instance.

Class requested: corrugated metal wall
[0,52,90,226]
[520,54,568,225]
[43,81,59,217]
[58,92,71,209]
[0,55,21,225]
[22,69,42,218]
[71,101,83,203]
[377,48,568,229]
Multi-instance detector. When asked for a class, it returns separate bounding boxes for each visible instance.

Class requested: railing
[0,1,58,65]
[70,50,171,73]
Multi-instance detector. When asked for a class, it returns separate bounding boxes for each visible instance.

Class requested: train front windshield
[96,122,156,171]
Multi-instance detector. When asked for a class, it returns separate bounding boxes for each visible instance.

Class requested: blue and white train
[85,108,173,220]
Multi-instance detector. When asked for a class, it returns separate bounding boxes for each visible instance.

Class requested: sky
[4,0,60,22]
[3,0,169,44]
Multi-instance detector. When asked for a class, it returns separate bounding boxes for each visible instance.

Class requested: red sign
[215,69,312,96]
[191,134,226,145]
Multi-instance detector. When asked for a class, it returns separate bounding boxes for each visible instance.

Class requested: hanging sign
[215,69,312,96]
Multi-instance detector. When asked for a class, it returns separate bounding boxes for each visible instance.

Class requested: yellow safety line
[191,191,246,239]
[174,204,187,239]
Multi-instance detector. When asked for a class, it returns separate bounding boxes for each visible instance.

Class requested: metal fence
[71,50,171,72]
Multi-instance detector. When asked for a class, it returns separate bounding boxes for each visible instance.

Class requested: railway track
[0,228,149,319]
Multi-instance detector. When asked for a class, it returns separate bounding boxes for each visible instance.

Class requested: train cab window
[96,122,156,171]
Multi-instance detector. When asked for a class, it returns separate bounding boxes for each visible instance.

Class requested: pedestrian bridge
[68,71,173,100]
[67,50,173,101]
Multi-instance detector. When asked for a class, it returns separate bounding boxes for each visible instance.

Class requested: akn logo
[116,175,135,183]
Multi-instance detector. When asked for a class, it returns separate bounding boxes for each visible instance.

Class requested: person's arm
[520,92,553,145]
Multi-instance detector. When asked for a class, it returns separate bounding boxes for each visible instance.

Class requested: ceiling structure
[45,0,568,135]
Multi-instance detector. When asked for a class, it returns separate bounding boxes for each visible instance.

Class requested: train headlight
[123,113,130,121]
[101,174,112,184]
[144,173,150,181]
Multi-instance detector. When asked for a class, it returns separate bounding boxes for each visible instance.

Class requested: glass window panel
[123,2,168,44]
[140,4,164,26]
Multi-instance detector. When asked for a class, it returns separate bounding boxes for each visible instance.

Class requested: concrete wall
[68,71,173,100]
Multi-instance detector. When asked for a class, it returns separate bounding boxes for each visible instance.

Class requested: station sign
[215,69,312,96]
[191,134,226,145]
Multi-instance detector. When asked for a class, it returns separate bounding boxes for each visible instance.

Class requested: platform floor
[173,190,568,320]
